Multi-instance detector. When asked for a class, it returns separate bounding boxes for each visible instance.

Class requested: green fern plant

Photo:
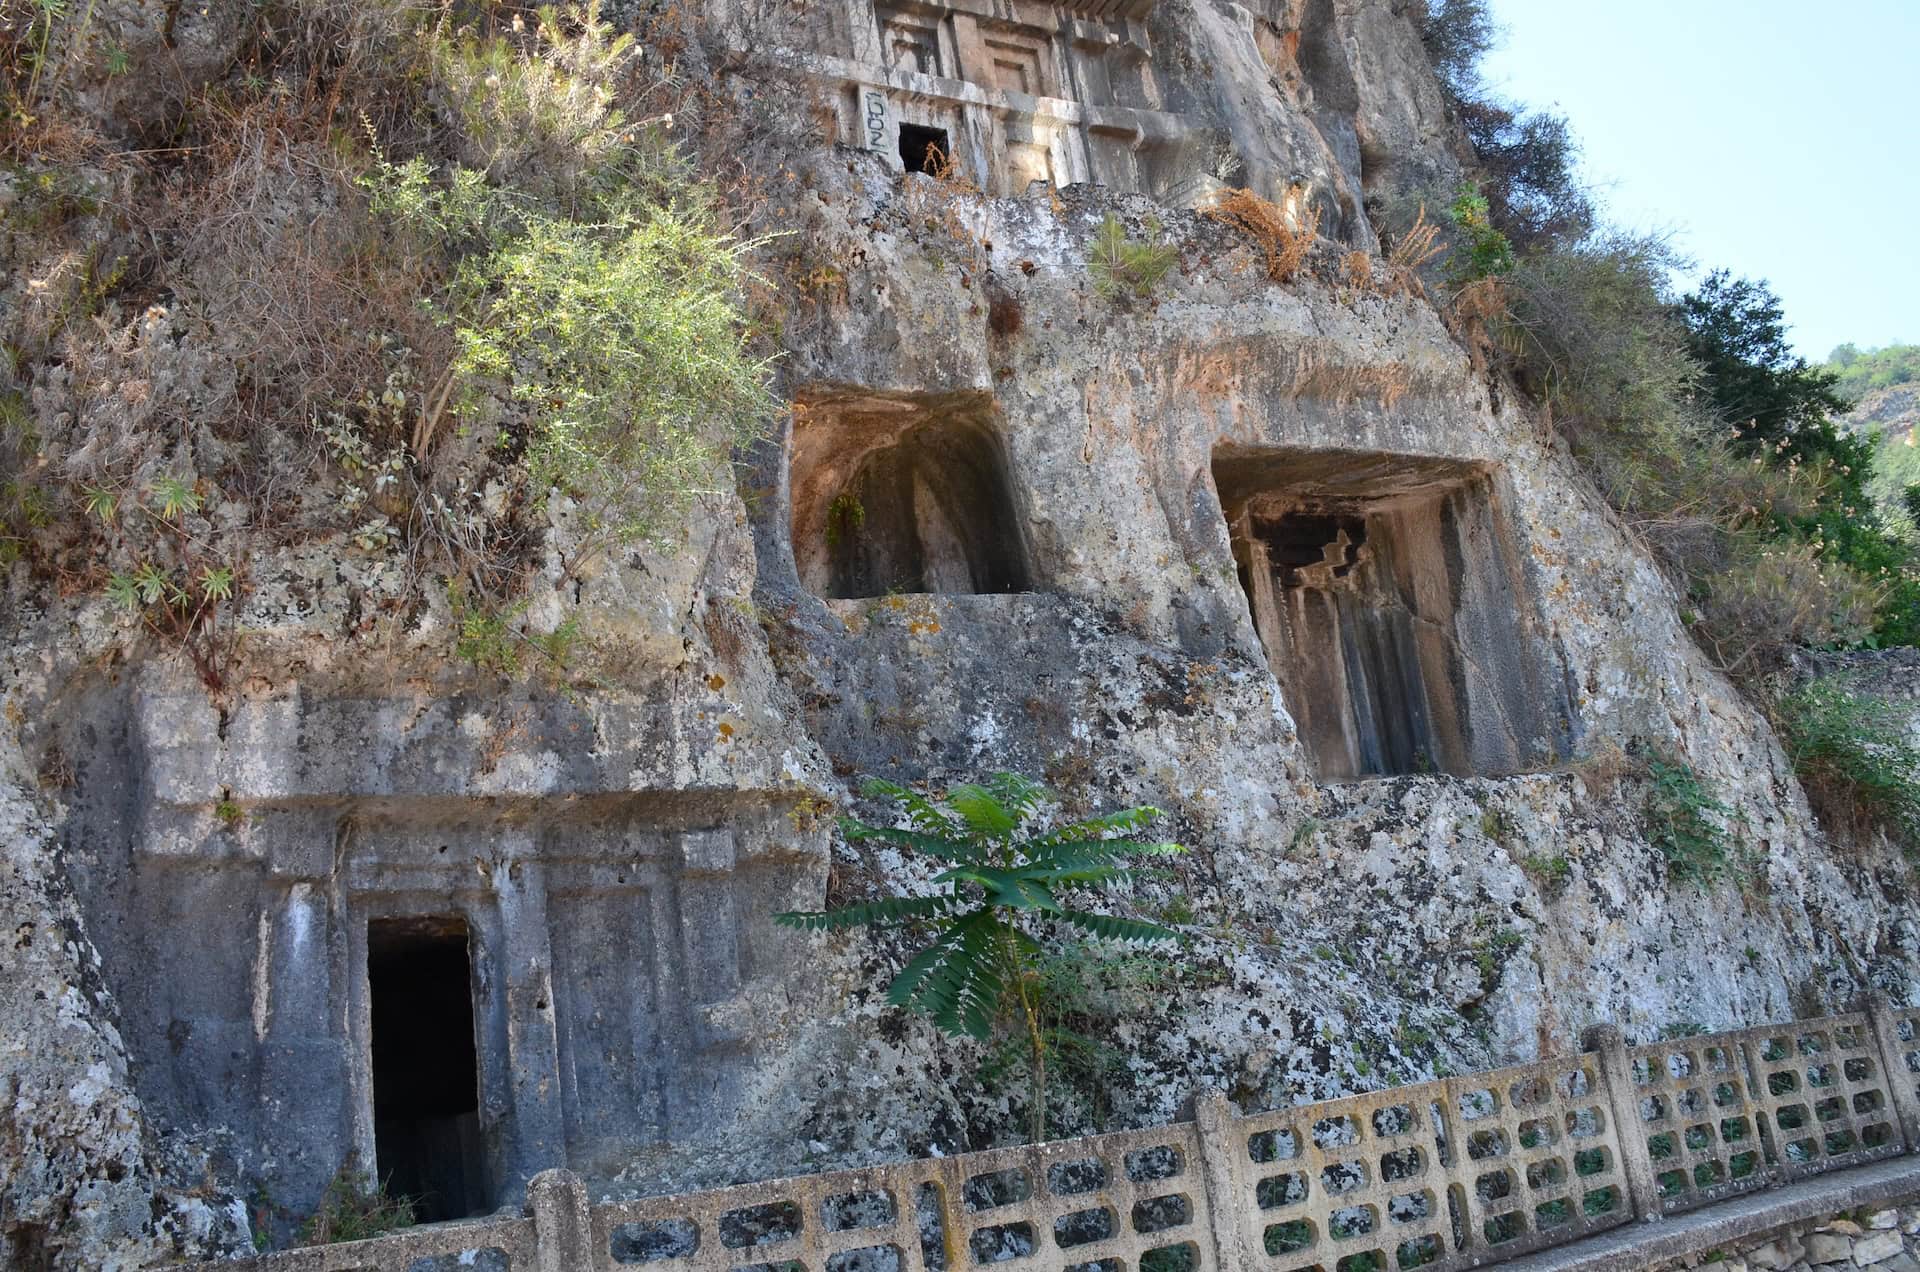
[776,772,1184,1142]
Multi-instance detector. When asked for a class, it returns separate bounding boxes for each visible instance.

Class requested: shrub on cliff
[351,4,778,575]
[0,1,783,660]
[1414,0,1589,254]
[1679,273,1919,649]
[1412,0,1918,664]
[1445,217,1912,671]
[777,774,1184,1143]
[1775,678,1920,855]
[1492,235,1860,669]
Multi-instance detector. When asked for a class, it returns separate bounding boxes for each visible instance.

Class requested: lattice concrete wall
[1221,1056,1630,1272]
[194,1003,1920,1272]
[1885,1003,1920,1148]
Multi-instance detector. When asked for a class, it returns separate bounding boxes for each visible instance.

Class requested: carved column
[495,840,568,1189]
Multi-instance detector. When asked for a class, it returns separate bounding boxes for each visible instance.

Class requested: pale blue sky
[1479,0,1918,360]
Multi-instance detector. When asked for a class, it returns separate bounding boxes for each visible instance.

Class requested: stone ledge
[1496,1158,1920,1272]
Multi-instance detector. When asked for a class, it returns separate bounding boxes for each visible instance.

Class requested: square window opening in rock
[899,123,952,175]
[1212,445,1572,781]
[792,389,1032,600]
[369,915,486,1223]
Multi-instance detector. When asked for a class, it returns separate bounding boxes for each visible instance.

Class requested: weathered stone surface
[2,0,1919,1266]
[1807,1235,1858,1264]
[1857,1232,1907,1265]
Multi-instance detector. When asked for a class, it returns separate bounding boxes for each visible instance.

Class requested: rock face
[1,0,1917,1267]
[1840,384,1920,519]
[1653,1204,1920,1272]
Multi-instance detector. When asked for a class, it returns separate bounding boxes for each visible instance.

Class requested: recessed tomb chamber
[792,389,1032,600]
[1212,446,1573,780]
[368,915,485,1222]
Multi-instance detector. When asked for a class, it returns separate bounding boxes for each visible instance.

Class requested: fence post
[1864,994,1920,1152]
[529,1168,595,1272]
[1581,1025,1662,1221]
[1192,1092,1255,1271]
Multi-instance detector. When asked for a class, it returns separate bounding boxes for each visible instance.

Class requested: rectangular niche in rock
[792,388,1033,600]
[1213,445,1571,781]
[367,915,486,1223]
[898,122,952,174]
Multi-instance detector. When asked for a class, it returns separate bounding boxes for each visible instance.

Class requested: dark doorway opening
[369,916,484,1223]
[899,123,951,175]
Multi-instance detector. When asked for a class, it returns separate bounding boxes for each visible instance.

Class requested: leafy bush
[356,7,776,559]
[1643,754,1734,885]
[1444,187,1513,283]
[1775,678,1920,854]
[430,7,642,195]
[777,773,1184,1142]
[1088,213,1176,302]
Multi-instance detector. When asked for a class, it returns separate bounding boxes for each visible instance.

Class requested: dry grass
[170,103,448,439]
[1341,250,1372,290]
[1564,740,1636,803]
[1449,275,1508,369]
[1204,187,1319,283]
[897,142,990,276]
[1379,201,1445,297]
[1692,541,1879,677]
[1387,202,1445,272]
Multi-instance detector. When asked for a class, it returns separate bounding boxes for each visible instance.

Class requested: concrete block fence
[198,1000,1920,1272]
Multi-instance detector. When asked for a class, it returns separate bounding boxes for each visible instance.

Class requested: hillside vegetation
[1828,342,1920,403]
[1414,0,1920,854]
[0,1,794,687]
[1412,0,1919,665]
[1823,346,1920,536]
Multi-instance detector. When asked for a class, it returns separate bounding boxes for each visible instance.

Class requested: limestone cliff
[1842,384,1920,519]
[0,1,1915,1267]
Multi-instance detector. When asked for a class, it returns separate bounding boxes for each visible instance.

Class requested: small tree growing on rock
[777,773,1184,1143]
